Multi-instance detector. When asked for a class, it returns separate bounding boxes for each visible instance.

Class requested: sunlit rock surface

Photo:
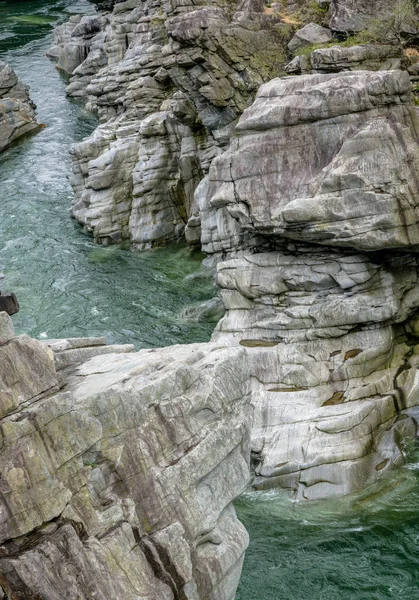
[0,312,252,600]
[285,44,404,75]
[48,0,290,248]
[0,62,39,153]
[201,68,419,500]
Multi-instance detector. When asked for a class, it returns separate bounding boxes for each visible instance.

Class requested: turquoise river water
[2,2,419,599]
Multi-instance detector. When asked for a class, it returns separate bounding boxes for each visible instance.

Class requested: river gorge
[2,0,419,599]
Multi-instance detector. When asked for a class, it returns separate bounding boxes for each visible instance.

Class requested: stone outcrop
[286,43,405,74]
[48,0,291,248]
[198,68,419,499]
[329,0,418,33]
[44,0,419,506]
[0,62,40,153]
[0,311,252,600]
[287,22,332,53]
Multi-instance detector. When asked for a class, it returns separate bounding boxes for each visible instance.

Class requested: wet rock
[0,62,39,153]
[0,340,252,600]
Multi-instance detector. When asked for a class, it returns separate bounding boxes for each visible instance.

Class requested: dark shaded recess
[90,0,124,9]
[0,292,19,316]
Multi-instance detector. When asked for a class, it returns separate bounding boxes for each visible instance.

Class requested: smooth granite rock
[48,0,290,248]
[0,336,252,599]
[201,70,419,254]
[199,67,419,500]
[0,62,39,153]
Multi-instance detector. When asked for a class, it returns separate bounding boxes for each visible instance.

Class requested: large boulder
[199,68,419,500]
[0,62,39,153]
[0,340,252,599]
[288,22,333,53]
[201,70,419,253]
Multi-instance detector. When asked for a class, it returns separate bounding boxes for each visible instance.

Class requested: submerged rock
[0,62,40,153]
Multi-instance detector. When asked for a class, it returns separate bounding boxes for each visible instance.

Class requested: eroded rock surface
[329,0,395,32]
[200,68,419,500]
[48,0,291,248]
[0,312,252,599]
[286,43,405,74]
[0,62,39,153]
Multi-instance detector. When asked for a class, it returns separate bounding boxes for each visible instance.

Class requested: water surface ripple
[0,0,215,347]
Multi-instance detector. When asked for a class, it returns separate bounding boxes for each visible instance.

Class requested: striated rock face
[201,70,419,253]
[329,0,394,32]
[48,0,291,248]
[0,62,40,153]
[200,68,419,499]
[286,43,405,75]
[287,22,332,53]
[0,311,252,600]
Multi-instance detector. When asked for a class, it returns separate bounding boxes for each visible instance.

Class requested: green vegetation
[350,0,419,48]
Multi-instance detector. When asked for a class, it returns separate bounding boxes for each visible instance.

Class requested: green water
[0,0,216,347]
[2,3,419,600]
[236,458,419,600]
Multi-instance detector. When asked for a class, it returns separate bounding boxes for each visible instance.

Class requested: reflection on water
[236,446,419,600]
[0,1,216,348]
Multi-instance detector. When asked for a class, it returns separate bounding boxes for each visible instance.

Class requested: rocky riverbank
[3,0,419,598]
[0,61,39,152]
[0,309,252,599]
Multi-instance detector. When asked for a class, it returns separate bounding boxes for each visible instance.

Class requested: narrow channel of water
[0,0,216,347]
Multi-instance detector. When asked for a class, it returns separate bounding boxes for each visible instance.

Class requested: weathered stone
[0,341,252,599]
[286,43,404,74]
[0,62,39,153]
[0,335,58,418]
[288,22,333,53]
[0,312,14,341]
[201,70,419,254]
[329,0,404,32]
[0,292,19,316]
[199,67,419,500]
[49,0,290,248]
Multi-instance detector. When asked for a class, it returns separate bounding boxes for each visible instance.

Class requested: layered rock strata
[200,68,419,499]
[286,43,405,74]
[48,0,290,248]
[0,311,252,600]
[0,62,39,153]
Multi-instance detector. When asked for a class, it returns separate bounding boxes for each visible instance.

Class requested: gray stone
[199,67,419,500]
[49,0,290,249]
[0,340,252,600]
[288,22,333,53]
[286,43,404,74]
[0,62,39,153]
